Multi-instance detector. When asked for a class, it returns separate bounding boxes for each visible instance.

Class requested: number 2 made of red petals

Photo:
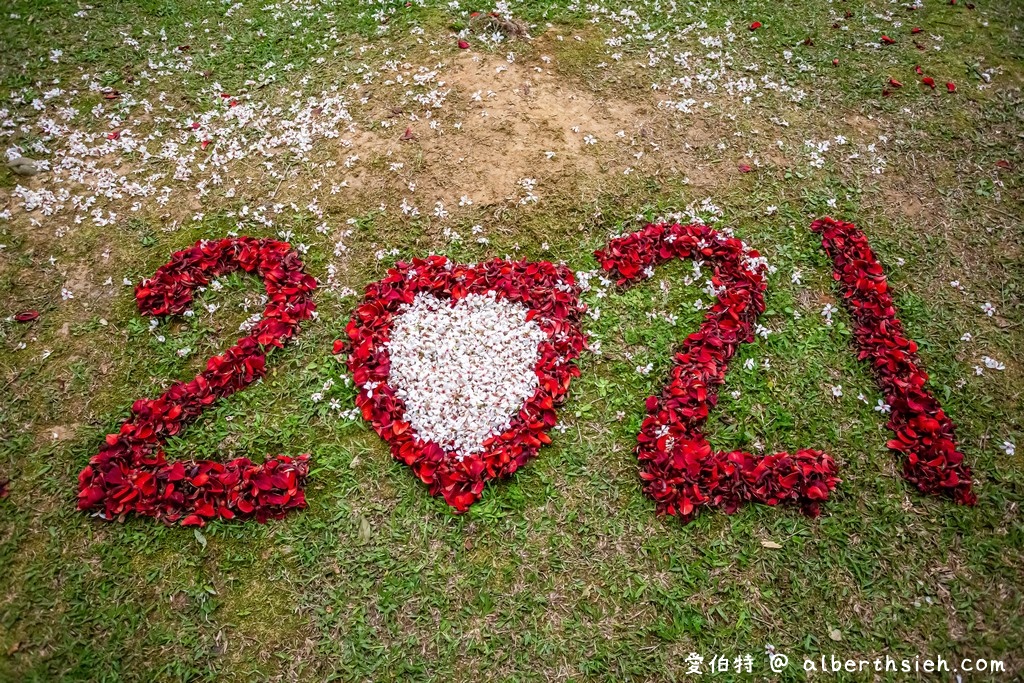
[77,237,317,527]
[595,224,841,522]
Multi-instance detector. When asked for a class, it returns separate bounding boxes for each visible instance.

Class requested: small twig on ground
[270,163,294,199]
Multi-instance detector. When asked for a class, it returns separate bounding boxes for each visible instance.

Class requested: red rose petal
[14,310,39,323]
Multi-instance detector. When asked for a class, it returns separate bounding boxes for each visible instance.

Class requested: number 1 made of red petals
[596,224,840,522]
[77,237,317,527]
[811,217,976,505]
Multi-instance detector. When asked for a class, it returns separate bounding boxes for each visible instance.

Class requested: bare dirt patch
[882,186,929,219]
[311,48,717,217]
[844,114,880,136]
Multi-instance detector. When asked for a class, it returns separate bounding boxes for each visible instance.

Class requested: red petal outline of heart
[340,256,587,511]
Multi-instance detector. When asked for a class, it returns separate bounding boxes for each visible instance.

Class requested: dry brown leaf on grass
[357,515,373,543]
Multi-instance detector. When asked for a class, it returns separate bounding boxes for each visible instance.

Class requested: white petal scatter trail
[386,291,547,456]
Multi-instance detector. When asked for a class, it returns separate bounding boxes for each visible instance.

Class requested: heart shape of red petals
[811,217,976,505]
[595,224,840,522]
[77,237,317,526]
[339,256,586,511]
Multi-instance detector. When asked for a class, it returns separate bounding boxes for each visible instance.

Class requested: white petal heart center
[386,291,547,456]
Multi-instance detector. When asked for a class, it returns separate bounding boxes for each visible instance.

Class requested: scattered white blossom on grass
[981,356,1006,371]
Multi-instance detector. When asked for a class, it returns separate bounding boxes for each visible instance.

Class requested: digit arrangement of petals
[77,237,317,527]
[74,224,976,527]
[339,256,587,512]
[595,224,840,521]
[812,217,976,505]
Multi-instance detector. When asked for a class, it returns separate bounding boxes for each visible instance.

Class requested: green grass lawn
[1,0,1022,680]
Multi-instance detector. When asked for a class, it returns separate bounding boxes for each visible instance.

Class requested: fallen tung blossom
[812,217,976,505]
[3,2,928,253]
[386,291,548,455]
[77,237,317,526]
[595,223,840,522]
[340,256,587,511]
